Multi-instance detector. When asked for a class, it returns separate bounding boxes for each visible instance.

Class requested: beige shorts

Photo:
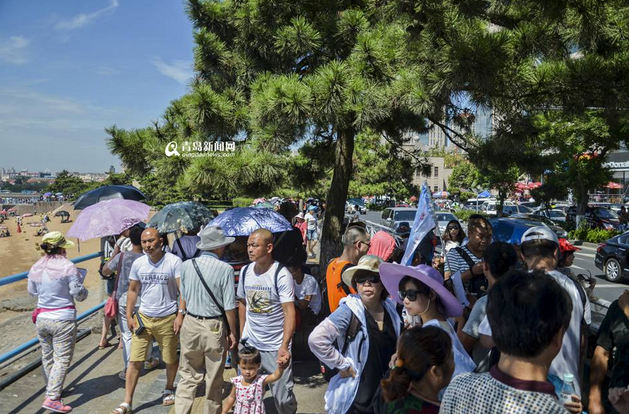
[130,312,178,364]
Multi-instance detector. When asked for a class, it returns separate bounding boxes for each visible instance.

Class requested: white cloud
[95,65,121,76]
[151,57,193,84]
[55,0,119,30]
[0,36,30,65]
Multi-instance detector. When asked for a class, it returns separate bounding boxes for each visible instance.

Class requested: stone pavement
[0,322,326,414]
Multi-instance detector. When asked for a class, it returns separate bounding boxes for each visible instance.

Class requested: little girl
[222,344,288,414]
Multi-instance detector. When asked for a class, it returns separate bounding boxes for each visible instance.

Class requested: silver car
[380,207,417,232]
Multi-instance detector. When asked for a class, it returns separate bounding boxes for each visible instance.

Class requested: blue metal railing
[0,251,105,365]
[0,252,103,287]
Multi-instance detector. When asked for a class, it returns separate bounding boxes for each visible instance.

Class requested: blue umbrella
[478,191,491,198]
[209,207,293,236]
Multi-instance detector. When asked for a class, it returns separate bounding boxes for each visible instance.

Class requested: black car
[566,206,622,230]
[595,232,629,282]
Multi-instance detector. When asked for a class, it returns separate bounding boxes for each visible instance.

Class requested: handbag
[104,253,123,319]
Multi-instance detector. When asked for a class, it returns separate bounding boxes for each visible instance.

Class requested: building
[414,157,453,193]
[603,151,629,192]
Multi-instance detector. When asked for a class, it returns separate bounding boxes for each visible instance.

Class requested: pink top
[231,374,268,414]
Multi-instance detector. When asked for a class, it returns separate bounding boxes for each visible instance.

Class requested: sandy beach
[0,206,115,356]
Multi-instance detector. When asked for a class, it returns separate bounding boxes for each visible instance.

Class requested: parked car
[463,199,491,211]
[488,217,546,245]
[484,203,533,217]
[566,206,622,230]
[533,209,567,223]
[510,214,569,239]
[346,198,367,214]
[435,212,459,235]
[381,207,417,231]
[519,201,539,209]
[595,232,629,282]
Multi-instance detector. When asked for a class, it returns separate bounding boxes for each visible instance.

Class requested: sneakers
[42,397,72,413]
[118,370,126,381]
[144,358,160,370]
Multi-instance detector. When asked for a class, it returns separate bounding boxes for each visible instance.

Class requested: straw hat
[341,255,384,288]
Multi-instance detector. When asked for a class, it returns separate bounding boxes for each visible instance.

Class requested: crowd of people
[24,207,629,414]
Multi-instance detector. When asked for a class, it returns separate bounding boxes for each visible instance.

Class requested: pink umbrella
[67,199,150,241]
[606,181,623,189]
[253,198,266,205]
[22,213,33,218]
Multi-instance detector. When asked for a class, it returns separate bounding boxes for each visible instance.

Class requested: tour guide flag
[400,183,436,266]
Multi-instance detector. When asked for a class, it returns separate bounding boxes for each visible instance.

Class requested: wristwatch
[178,309,187,315]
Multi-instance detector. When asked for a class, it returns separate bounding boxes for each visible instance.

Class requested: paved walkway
[0,320,326,414]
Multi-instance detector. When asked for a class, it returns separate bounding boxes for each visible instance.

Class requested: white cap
[521,226,559,246]
[562,373,574,383]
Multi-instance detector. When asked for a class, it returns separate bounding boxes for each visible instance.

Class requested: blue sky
[0,0,195,173]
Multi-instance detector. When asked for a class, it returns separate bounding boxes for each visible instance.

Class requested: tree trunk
[319,127,355,270]
[576,184,589,228]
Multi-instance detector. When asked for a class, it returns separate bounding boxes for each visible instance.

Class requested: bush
[453,209,488,223]
[459,192,476,203]
[568,224,621,243]
[232,197,255,207]
[367,203,386,211]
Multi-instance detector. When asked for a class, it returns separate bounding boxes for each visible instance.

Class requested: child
[381,326,455,413]
[222,345,288,414]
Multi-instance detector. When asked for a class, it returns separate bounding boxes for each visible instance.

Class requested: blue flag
[400,183,436,266]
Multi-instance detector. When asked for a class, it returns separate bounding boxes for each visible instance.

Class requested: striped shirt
[180,251,236,317]
[444,245,482,275]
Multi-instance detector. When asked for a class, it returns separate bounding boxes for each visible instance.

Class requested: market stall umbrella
[67,199,150,241]
[148,201,215,234]
[43,192,52,197]
[606,181,623,189]
[73,185,146,210]
[209,207,293,237]
[478,191,492,198]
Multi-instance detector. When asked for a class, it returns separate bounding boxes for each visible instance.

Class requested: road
[359,210,626,304]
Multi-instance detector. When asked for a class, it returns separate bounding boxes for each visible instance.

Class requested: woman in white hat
[380,263,476,392]
[308,255,402,414]
[28,231,89,413]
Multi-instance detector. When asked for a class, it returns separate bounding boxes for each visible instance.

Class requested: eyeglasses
[398,289,427,301]
[447,226,460,231]
[354,273,381,285]
[357,240,371,249]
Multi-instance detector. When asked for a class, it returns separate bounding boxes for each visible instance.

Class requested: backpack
[240,262,286,298]
[321,311,362,382]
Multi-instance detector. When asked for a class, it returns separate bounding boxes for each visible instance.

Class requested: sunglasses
[447,226,460,231]
[354,274,381,285]
[398,289,427,301]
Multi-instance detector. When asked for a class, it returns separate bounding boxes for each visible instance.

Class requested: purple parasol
[67,199,150,241]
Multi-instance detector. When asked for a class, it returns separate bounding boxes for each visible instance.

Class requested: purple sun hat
[379,263,464,317]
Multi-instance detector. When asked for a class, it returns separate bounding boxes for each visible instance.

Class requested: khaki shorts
[130,312,178,364]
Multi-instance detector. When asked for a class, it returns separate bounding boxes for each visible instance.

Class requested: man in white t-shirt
[112,228,183,414]
[287,263,321,315]
[478,226,591,401]
[238,229,297,414]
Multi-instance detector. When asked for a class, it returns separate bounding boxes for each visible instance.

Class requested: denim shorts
[307,229,318,241]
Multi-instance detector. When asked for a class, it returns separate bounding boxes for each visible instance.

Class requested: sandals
[98,342,112,350]
[163,389,175,406]
[111,402,132,414]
